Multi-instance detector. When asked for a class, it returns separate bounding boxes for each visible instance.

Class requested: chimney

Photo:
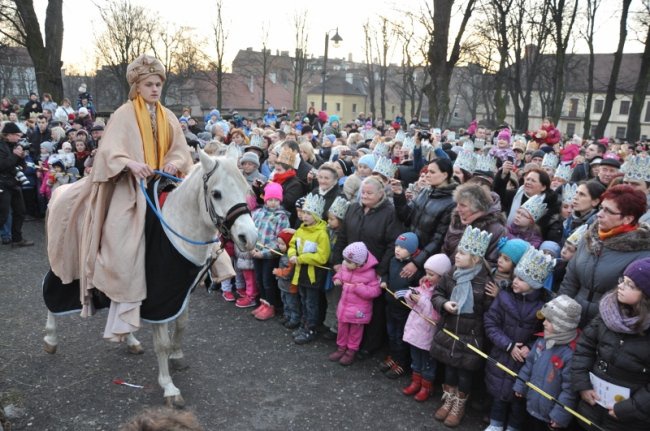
[246,47,252,51]
[281,51,289,56]
[525,44,539,59]
[345,73,354,85]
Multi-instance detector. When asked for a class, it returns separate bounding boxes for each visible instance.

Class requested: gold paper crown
[454,150,476,173]
[520,194,548,222]
[328,196,350,220]
[514,247,555,288]
[372,156,397,179]
[621,155,650,183]
[554,164,573,182]
[458,225,492,257]
[302,193,326,218]
[248,134,265,149]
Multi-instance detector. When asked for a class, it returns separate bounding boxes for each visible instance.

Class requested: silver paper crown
[554,164,573,182]
[421,142,433,160]
[462,141,475,152]
[474,154,497,174]
[458,225,492,257]
[363,129,377,140]
[248,134,264,149]
[454,150,476,173]
[621,155,650,183]
[402,136,416,152]
[373,141,390,158]
[514,247,555,288]
[513,134,526,144]
[520,194,548,222]
[541,153,559,170]
[566,223,588,246]
[328,196,350,220]
[395,130,406,142]
[373,156,397,179]
[473,138,486,149]
[561,183,578,204]
[302,193,326,218]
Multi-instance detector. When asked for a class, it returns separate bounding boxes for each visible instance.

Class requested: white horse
[43,149,257,408]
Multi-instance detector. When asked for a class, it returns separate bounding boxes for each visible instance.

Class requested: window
[590,125,597,137]
[310,101,315,108]
[323,102,327,110]
[566,123,576,137]
[619,100,630,115]
[336,103,341,112]
[391,106,395,114]
[594,99,604,114]
[569,98,579,117]
[615,126,626,139]
[453,111,459,118]
[644,101,650,122]
[352,103,357,113]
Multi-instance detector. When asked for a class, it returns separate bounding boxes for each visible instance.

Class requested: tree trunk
[15,0,64,101]
[594,0,631,139]
[582,48,595,138]
[626,28,650,142]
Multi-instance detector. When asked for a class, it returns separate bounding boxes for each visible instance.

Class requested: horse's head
[198,149,257,252]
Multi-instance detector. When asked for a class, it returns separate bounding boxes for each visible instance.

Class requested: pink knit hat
[424,253,452,276]
[264,182,283,202]
[497,128,511,143]
[343,242,369,265]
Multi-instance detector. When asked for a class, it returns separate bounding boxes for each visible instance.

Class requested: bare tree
[626,0,650,142]
[423,0,477,127]
[211,0,227,111]
[259,27,272,115]
[548,0,579,124]
[363,21,377,119]
[375,17,393,120]
[292,10,309,113]
[581,0,601,138]
[594,0,632,138]
[94,0,157,102]
[0,0,64,101]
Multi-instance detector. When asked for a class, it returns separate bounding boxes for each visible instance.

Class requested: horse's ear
[224,143,240,162]
[198,149,217,173]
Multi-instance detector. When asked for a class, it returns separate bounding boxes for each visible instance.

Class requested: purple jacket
[484,287,545,402]
[334,252,381,324]
[403,280,439,351]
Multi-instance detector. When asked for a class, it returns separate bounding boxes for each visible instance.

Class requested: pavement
[0,220,485,430]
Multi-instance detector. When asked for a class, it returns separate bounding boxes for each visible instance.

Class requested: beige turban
[126,54,166,100]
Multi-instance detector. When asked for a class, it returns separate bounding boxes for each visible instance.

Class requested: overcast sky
[35,0,648,75]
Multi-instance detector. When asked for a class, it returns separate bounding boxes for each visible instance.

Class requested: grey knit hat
[538,295,581,333]
[240,151,260,167]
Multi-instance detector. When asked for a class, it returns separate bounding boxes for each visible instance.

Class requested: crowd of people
[2,53,650,431]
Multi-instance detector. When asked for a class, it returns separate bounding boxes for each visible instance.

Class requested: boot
[434,385,457,421]
[251,299,268,316]
[444,391,468,428]
[402,372,422,396]
[255,303,275,321]
[328,347,347,362]
[339,349,356,366]
[414,379,433,402]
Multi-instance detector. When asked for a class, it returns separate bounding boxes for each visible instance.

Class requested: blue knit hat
[540,241,561,259]
[498,238,530,265]
[358,154,377,170]
[395,232,419,255]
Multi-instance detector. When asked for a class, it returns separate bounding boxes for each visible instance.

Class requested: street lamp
[321,27,342,111]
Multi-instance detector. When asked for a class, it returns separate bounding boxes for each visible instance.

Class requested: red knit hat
[277,230,294,247]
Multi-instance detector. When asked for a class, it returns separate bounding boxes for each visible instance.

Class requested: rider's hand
[126,161,153,180]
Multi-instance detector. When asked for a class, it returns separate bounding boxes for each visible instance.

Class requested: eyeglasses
[599,206,622,216]
[618,276,639,291]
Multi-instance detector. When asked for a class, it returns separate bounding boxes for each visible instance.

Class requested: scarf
[599,291,650,334]
[272,169,296,185]
[450,264,483,314]
[507,186,527,225]
[598,223,637,240]
[544,328,578,349]
[133,95,169,170]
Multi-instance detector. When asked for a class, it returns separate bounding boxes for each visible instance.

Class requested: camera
[15,167,30,186]
[17,139,31,150]
[418,131,431,141]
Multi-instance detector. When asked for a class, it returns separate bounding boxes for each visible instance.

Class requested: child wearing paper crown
[402,253,452,402]
[246,182,291,320]
[513,295,581,431]
[507,194,545,248]
[288,194,331,345]
[272,230,300,329]
[323,196,350,339]
[328,242,381,366]
[378,232,424,379]
[430,226,494,428]
[483,247,553,431]
[571,257,650,431]
[485,238,531,299]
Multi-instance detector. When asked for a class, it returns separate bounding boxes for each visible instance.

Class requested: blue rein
[139,170,221,246]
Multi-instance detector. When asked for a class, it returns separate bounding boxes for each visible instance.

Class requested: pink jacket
[403,280,440,351]
[334,252,381,324]
[560,143,580,163]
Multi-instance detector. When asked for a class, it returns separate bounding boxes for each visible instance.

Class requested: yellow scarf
[133,95,169,170]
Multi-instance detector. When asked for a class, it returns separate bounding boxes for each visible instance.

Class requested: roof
[306,76,366,96]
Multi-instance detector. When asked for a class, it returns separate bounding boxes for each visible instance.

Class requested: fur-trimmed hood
[585,222,650,254]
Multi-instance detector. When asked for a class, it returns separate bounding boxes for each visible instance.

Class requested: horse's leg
[169,306,189,371]
[126,332,144,355]
[152,322,185,408]
[43,311,58,354]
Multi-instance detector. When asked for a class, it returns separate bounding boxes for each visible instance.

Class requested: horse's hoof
[127,343,145,355]
[164,394,185,409]
[44,342,57,354]
[170,357,190,371]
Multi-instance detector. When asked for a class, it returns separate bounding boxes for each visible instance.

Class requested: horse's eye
[212,190,222,200]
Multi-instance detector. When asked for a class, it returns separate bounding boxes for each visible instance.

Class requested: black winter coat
[394,182,457,269]
[333,198,404,277]
[384,255,423,320]
[430,265,492,371]
[572,314,650,431]
[0,140,23,187]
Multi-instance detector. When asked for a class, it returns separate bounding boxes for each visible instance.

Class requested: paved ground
[0,220,485,431]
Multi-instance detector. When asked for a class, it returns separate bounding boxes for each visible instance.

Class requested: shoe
[483,425,503,431]
[434,385,457,421]
[222,291,236,302]
[255,304,275,320]
[251,301,268,316]
[414,379,433,402]
[236,288,246,298]
[339,349,356,366]
[292,327,307,337]
[328,347,347,362]
[11,239,34,247]
[356,349,371,360]
[444,391,469,428]
[284,320,300,330]
[235,296,256,308]
[294,329,317,345]
[278,315,289,324]
[321,330,337,341]
[402,372,422,396]
[1,238,10,245]
[385,363,406,379]
[379,356,396,373]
